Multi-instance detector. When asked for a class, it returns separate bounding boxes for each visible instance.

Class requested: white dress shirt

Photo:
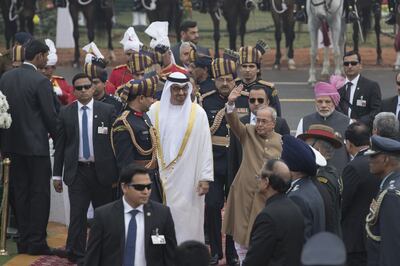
[23,61,37,70]
[344,74,360,117]
[123,196,146,266]
[396,96,400,118]
[250,113,257,125]
[77,99,95,162]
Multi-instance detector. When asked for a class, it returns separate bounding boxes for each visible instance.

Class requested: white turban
[45,39,57,66]
[82,42,104,64]
[145,21,171,49]
[120,27,143,53]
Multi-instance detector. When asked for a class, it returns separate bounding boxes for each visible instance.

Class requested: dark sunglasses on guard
[74,84,92,91]
[249,98,265,104]
[127,183,152,191]
[343,61,359,67]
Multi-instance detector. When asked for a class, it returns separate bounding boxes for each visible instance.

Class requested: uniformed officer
[199,57,239,266]
[109,27,142,88]
[365,135,400,266]
[235,41,282,117]
[114,51,155,97]
[297,124,343,237]
[41,39,73,107]
[111,72,163,203]
[82,42,116,95]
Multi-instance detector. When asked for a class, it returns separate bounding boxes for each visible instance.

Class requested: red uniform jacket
[51,76,73,105]
[109,64,133,88]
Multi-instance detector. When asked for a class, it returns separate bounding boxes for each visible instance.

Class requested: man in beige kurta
[223,85,282,261]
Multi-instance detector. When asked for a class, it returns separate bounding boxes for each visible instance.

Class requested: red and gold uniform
[105,80,117,95]
[51,75,73,105]
[109,64,133,88]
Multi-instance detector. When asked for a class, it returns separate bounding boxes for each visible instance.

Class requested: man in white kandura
[148,71,214,244]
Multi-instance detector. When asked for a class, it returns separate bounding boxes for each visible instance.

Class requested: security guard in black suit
[111,73,163,203]
[234,41,282,117]
[199,57,238,266]
[365,135,400,266]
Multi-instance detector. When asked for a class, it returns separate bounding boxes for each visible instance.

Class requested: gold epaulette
[112,110,130,128]
[210,107,226,135]
[198,90,216,106]
[257,80,275,88]
[317,176,328,184]
[114,64,128,70]
[52,75,65,80]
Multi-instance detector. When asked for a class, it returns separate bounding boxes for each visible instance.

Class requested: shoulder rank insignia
[317,176,329,184]
[257,80,275,88]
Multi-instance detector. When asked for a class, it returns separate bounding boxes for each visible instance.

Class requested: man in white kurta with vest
[148,71,214,244]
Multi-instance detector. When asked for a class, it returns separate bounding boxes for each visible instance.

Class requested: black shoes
[294,10,307,23]
[53,248,80,263]
[226,256,240,266]
[386,12,396,25]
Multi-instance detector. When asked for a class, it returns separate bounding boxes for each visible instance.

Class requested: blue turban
[281,135,317,176]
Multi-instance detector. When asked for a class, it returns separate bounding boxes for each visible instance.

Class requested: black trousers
[205,175,237,259]
[8,153,51,253]
[66,163,112,259]
[347,252,367,266]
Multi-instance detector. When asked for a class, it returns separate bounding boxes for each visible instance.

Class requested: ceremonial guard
[109,27,142,88]
[235,41,282,117]
[111,72,163,203]
[365,136,400,266]
[82,42,116,95]
[190,54,215,95]
[199,57,239,265]
[42,39,73,107]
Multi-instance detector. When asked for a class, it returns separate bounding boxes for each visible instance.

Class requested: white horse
[307,0,346,84]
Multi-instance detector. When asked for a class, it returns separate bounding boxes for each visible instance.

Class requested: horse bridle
[310,0,333,13]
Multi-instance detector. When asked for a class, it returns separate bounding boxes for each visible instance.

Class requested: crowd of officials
[1,18,400,266]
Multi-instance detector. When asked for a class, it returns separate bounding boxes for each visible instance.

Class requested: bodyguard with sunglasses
[85,164,177,266]
[381,72,400,120]
[338,51,382,128]
[53,73,118,264]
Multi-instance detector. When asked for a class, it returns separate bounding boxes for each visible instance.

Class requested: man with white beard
[147,71,214,244]
[296,77,351,174]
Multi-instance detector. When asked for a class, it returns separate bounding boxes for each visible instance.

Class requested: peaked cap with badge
[298,124,343,149]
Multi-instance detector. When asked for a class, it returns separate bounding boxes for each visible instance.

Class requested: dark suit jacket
[243,194,304,266]
[227,114,290,195]
[84,199,177,266]
[338,75,381,126]
[171,42,210,67]
[53,100,118,186]
[0,63,57,156]
[341,149,380,253]
[381,95,398,113]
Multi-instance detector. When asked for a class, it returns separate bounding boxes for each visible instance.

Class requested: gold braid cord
[365,189,400,242]
[111,110,158,169]
[210,108,225,135]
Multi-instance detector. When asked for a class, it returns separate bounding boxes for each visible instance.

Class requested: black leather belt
[78,161,95,167]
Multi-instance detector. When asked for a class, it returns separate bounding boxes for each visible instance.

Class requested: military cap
[297,124,343,149]
[365,135,400,156]
[128,52,154,74]
[239,40,268,67]
[223,49,240,63]
[118,71,159,103]
[301,232,346,266]
[193,55,213,69]
[83,61,107,82]
[14,32,33,45]
[282,135,318,176]
[12,45,25,63]
[211,58,237,79]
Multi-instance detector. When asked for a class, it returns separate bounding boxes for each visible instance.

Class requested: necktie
[123,209,139,266]
[344,82,352,114]
[82,106,90,160]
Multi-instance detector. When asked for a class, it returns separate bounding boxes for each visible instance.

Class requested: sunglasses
[74,84,92,91]
[249,98,265,104]
[127,183,152,191]
[396,81,400,86]
[343,61,359,67]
